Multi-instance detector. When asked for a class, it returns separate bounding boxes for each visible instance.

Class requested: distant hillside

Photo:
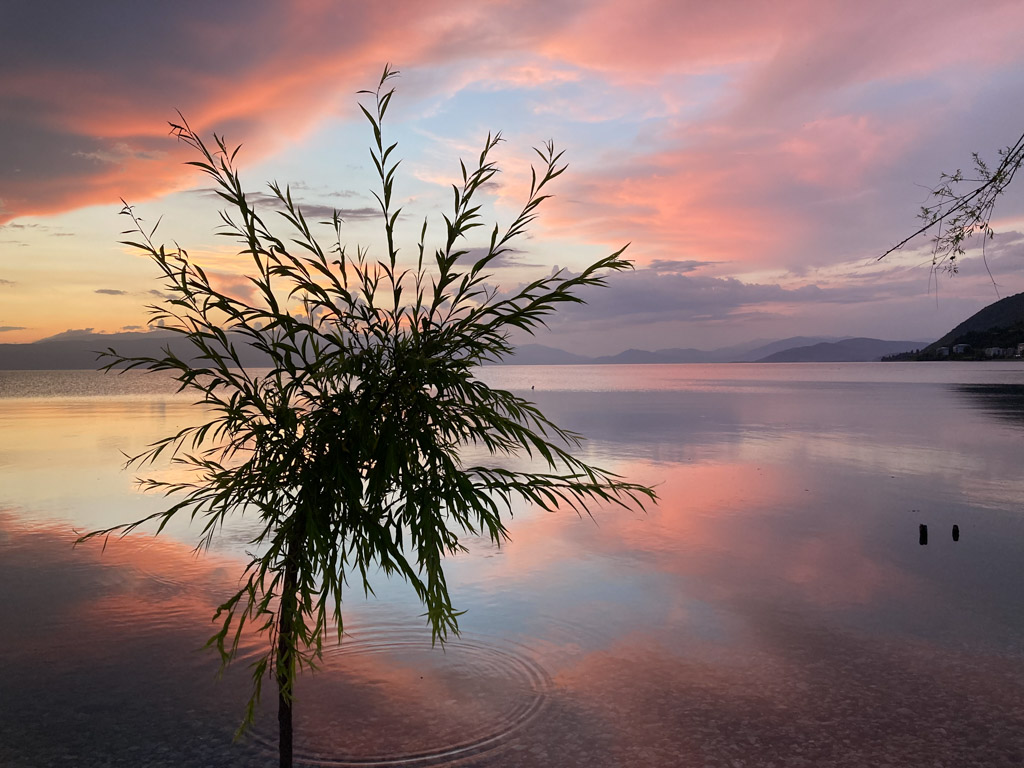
[496,344,593,365]
[500,337,844,366]
[0,330,273,370]
[918,292,1024,356]
[730,336,848,362]
[591,347,714,364]
[758,337,929,363]
[588,337,846,365]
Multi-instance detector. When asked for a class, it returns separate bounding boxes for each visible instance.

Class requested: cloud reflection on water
[2,366,1024,765]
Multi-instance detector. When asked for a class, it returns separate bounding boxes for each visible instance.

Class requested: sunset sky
[4,0,1024,354]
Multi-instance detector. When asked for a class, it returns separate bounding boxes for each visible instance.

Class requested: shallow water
[2,363,1024,767]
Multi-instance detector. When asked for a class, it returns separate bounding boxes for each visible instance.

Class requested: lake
[2,363,1024,767]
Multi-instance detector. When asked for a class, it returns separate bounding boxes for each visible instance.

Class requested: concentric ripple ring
[246,627,552,767]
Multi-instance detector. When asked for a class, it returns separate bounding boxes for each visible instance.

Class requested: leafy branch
[880,129,1024,286]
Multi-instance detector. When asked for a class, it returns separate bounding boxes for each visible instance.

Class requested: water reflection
[0,514,267,766]
[952,383,1024,426]
[0,396,260,544]
[2,366,1024,766]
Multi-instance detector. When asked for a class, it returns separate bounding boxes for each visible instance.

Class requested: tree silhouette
[77,66,655,767]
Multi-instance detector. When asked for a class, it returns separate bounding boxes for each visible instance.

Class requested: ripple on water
[247,627,552,767]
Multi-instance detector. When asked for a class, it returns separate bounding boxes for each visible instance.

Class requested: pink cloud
[779,114,916,189]
[540,0,784,78]
[735,0,1024,119]
[5,0,1024,286]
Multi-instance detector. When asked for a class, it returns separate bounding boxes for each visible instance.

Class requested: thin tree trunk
[277,535,301,768]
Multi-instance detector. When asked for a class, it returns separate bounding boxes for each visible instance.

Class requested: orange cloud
[0,1,466,224]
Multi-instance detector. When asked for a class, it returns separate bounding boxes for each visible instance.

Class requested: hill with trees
[887,292,1024,360]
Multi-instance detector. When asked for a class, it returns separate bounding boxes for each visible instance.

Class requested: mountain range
[0,330,928,369]
[0,330,272,370]
[15,289,1024,370]
[498,336,927,365]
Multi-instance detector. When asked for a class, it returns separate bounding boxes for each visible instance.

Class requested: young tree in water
[77,66,655,768]
[880,129,1024,278]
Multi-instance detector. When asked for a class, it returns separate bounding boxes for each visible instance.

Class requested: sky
[4,0,1024,355]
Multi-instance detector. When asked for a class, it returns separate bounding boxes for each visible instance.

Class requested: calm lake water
[2,363,1024,767]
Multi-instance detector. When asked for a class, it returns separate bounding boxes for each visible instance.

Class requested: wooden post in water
[919,524,928,546]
